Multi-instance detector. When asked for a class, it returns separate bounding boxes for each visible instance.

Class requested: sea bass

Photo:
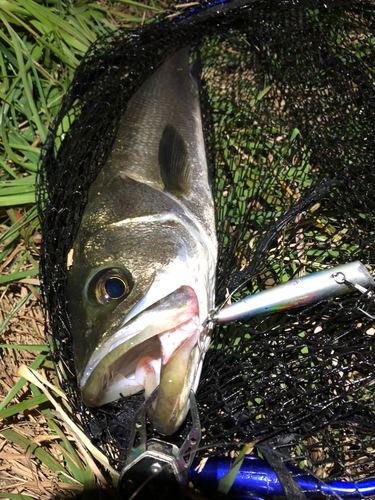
[66,48,217,436]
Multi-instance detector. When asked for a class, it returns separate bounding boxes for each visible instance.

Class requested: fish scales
[67,48,217,435]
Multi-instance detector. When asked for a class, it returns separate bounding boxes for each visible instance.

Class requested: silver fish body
[67,48,217,435]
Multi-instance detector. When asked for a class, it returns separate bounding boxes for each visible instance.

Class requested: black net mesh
[37,0,375,497]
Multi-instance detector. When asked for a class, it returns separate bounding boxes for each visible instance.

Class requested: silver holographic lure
[215,261,374,323]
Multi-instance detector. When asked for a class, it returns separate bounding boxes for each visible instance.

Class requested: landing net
[37,0,375,497]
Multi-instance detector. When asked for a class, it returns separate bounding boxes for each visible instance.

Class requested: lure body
[216,261,374,323]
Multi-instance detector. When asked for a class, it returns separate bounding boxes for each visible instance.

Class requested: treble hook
[358,308,375,320]
[333,270,375,319]
[197,311,216,353]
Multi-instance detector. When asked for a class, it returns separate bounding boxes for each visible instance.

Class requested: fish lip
[79,285,199,407]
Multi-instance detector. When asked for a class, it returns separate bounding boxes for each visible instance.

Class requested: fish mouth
[80,285,202,435]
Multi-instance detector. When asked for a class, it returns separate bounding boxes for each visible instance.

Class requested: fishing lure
[215,261,374,323]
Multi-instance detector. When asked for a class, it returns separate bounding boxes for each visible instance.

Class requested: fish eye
[94,269,131,304]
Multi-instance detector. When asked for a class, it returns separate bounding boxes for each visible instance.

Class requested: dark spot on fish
[158,124,190,196]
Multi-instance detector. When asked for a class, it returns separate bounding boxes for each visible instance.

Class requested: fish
[66,48,217,436]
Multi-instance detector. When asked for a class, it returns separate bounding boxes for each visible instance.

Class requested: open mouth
[80,286,201,433]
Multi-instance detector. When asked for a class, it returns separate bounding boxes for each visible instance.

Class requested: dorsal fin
[158,124,190,196]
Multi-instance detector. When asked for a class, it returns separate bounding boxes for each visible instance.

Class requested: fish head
[67,187,214,435]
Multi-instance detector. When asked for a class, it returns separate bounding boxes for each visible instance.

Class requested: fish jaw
[134,315,202,435]
[150,322,202,435]
[79,286,204,434]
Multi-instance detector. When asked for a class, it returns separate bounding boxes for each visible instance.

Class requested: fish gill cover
[37,0,375,497]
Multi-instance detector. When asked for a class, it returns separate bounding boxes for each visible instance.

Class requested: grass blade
[0,269,38,284]
[218,442,256,495]
[47,418,85,483]
[0,207,37,245]
[0,292,32,335]
[0,344,49,351]
[0,393,49,419]
[0,194,36,206]
[0,353,46,411]
[83,462,96,491]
